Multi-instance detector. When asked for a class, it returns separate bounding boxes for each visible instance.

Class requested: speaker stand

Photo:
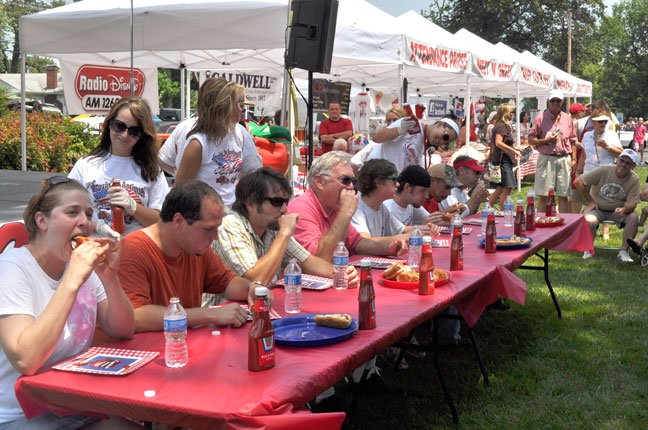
[307,71,314,170]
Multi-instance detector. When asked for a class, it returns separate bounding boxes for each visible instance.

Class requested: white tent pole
[516,81,522,192]
[185,68,191,117]
[180,65,186,120]
[130,0,134,96]
[398,64,404,106]
[464,75,471,146]
[20,54,26,171]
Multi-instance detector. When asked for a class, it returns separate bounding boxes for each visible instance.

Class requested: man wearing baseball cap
[574,148,641,262]
[424,163,464,226]
[569,102,587,118]
[528,89,577,214]
[383,164,435,227]
[440,156,489,218]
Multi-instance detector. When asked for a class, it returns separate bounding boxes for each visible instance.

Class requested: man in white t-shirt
[440,156,488,218]
[383,165,433,227]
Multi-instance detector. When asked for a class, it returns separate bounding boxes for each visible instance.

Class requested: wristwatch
[247,281,264,292]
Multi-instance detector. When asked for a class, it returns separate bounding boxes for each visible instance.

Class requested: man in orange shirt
[119,180,271,332]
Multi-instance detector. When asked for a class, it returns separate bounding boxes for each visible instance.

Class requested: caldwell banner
[404,36,470,73]
[60,61,159,115]
[198,70,281,116]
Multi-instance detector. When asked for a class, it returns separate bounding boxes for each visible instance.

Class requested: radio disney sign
[61,60,158,115]
[75,65,145,111]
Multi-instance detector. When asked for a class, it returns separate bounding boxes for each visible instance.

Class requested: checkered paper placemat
[273,274,333,290]
[53,347,159,376]
[432,239,450,248]
[350,256,406,269]
[439,227,473,235]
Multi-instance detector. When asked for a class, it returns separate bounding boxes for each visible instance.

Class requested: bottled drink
[403,104,421,134]
[481,202,491,236]
[164,297,188,368]
[110,178,125,234]
[248,287,275,371]
[503,195,514,227]
[526,190,536,231]
[418,236,435,295]
[358,260,376,330]
[546,185,556,216]
[485,208,497,253]
[333,242,349,290]
[284,258,302,314]
[407,225,423,270]
[514,200,526,236]
[450,215,463,271]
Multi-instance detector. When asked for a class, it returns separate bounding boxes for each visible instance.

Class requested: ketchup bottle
[485,208,497,253]
[526,191,536,231]
[545,185,556,216]
[418,236,435,295]
[514,200,526,236]
[358,260,376,330]
[450,215,463,271]
[248,286,275,371]
[403,104,421,135]
[110,178,125,234]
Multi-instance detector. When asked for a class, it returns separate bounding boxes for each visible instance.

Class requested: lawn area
[343,166,648,429]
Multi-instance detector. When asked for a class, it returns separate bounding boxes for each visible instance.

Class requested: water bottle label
[164,317,187,333]
[285,274,301,286]
[333,255,348,266]
[504,204,513,211]
[409,237,422,246]
[482,210,488,217]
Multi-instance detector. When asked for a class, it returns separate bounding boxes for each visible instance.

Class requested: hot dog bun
[314,314,353,329]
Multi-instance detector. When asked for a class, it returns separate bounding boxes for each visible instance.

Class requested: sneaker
[405,335,427,359]
[582,251,593,259]
[618,250,634,263]
[383,347,409,370]
[627,238,643,255]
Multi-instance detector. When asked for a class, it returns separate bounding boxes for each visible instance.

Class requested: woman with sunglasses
[488,103,522,208]
[351,108,407,174]
[0,177,137,429]
[368,111,460,173]
[68,97,169,236]
[173,79,253,208]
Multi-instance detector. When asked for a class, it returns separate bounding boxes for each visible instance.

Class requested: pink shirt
[633,125,646,143]
[528,110,576,155]
[287,188,362,256]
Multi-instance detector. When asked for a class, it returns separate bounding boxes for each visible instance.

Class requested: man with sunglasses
[528,89,577,214]
[368,113,461,173]
[440,156,489,218]
[213,167,359,287]
[287,151,408,261]
[574,149,641,262]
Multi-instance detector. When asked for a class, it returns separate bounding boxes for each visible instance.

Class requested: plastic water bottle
[481,202,491,236]
[503,195,514,227]
[284,258,302,314]
[164,297,188,368]
[333,242,349,290]
[408,225,423,270]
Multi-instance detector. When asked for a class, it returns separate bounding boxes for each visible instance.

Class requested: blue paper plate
[272,314,359,347]
[478,235,533,250]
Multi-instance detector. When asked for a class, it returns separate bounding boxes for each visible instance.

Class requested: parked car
[7,99,62,115]
[71,114,105,135]
[156,120,179,146]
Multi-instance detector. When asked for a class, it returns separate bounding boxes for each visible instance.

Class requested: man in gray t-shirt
[384,164,433,227]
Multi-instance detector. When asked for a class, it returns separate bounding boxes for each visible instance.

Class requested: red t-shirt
[318,117,353,153]
[422,198,440,213]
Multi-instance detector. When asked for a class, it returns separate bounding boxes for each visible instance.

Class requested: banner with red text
[60,61,159,115]
[471,55,518,82]
[518,64,554,90]
[404,36,470,74]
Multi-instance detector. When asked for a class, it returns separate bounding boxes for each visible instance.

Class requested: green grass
[343,167,648,429]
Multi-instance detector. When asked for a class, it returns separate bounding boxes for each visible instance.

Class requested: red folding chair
[0,222,29,253]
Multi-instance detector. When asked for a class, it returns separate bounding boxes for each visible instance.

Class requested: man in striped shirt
[213,167,358,287]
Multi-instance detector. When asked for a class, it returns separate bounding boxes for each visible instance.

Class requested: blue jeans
[0,413,97,430]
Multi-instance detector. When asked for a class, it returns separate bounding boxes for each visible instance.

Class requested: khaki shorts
[534,153,572,197]
[585,208,628,228]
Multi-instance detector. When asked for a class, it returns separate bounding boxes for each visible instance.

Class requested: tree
[0,0,65,73]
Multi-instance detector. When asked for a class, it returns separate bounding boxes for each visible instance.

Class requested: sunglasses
[595,120,607,125]
[109,119,144,139]
[35,176,72,210]
[266,196,290,207]
[549,99,562,104]
[322,174,357,187]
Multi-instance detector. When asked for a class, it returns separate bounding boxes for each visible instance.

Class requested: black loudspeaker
[285,0,339,74]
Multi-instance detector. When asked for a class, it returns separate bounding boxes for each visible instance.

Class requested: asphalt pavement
[0,169,51,224]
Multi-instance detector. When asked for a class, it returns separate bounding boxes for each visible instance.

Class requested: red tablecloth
[14,214,592,429]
